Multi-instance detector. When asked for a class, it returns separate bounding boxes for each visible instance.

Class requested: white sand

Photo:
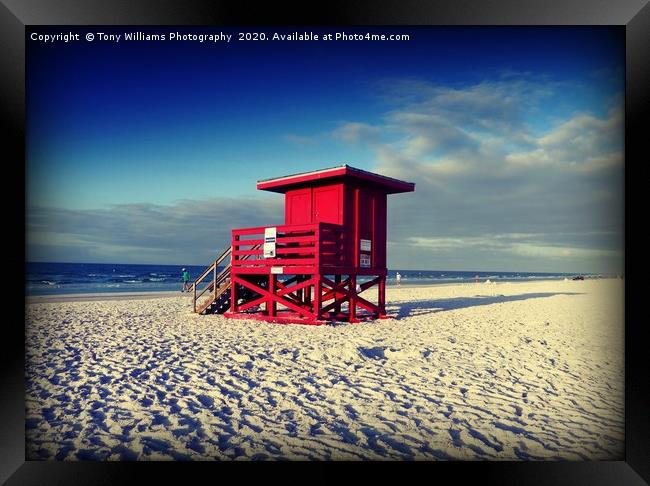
[25,279,624,461]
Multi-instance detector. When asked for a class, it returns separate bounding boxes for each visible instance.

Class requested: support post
[230,237,238,313]
[349,275,357,322]
[269,273,276,317]
[230,280,237,313]
[297,275,304,305]
[378,275,386,316]
[193,283,196,313]
[334,274,342,316]
[314,276,321,321]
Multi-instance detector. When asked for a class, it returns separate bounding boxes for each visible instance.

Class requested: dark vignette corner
[3,0,649,484]
[0,1,27,485]
[625,1,650,484]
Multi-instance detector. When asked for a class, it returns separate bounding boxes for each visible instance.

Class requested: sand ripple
[25,279,624,460]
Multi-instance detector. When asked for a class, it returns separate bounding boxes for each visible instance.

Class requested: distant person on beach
[396,272,402,285]
[182,268,191,292]
[475,274,480,283]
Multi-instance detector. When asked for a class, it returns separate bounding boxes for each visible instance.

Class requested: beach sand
[25,279,624,461]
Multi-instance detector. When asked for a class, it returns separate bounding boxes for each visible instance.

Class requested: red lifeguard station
[191,165,414,324]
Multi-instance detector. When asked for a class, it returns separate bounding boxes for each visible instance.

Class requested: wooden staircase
[192,244,263,315]
[191,246,231,314]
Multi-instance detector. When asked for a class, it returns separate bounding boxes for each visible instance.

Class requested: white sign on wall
[263,227,277,258]
[360,239,372,252]
[360,254,371,268]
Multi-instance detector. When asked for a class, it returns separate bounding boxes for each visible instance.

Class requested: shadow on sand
[391,292,583,320]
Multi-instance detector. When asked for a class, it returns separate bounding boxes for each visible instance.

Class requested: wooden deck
[192,223,387,324]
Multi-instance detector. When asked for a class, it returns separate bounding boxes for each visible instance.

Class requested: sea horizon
[24,261,608,296]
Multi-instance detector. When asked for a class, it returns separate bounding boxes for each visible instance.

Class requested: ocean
[25,262,599,296]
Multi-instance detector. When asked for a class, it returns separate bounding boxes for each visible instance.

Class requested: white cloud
[28,74,624,274]
[406,234,620,260]
[333,76,624,273]
[506,105,624,172]
[332,122,380,143]
[27,196,284,265]
[509,243,620,260]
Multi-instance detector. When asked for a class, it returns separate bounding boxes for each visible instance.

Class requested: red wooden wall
[284,181,388,270]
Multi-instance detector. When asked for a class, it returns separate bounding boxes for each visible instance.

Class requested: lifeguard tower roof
[257,164,415,194]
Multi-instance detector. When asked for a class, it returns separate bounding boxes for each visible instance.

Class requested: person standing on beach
[182,268,191,292]
[396,272,402,285]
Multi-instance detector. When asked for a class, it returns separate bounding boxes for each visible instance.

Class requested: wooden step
[195,275,263,315]
[197,281,232,314]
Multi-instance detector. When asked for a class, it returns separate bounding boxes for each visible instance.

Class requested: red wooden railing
[231,222,349,274]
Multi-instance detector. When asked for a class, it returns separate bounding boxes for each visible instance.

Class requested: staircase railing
[192,243,262,313]
[191,246,232,313]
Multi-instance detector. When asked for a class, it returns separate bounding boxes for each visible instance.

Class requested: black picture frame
[3,0,648,484]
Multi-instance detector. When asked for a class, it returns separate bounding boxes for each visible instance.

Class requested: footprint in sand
[197,394,214,408]
[139,397,153,407]
[111,444,139,461]
[152,413,171,426]
[141,437,171,454]
[448,428,463,448]
[358,346,386,360]
[344,404,359,420]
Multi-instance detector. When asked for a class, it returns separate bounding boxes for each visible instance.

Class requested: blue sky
[27,27,624,273]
